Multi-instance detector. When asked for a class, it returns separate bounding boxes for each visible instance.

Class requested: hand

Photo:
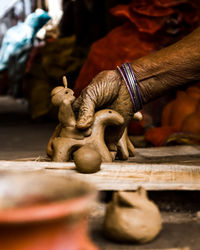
[73,70,135,145]
[73,70,134,127]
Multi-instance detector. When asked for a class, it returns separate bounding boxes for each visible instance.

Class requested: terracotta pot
[0,172,98,250]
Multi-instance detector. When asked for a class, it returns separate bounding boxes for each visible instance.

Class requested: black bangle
[117,62,143,112]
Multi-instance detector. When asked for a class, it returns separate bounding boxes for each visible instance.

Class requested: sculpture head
[112,187,149,208]
[51,76,75,106]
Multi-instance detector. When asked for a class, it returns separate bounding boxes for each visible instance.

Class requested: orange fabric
[110,1,174,34]
[74,23,156,96]
[145,126,178,146]
[146,85,200,146]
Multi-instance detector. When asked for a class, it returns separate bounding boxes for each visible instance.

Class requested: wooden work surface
[0,145,200,191]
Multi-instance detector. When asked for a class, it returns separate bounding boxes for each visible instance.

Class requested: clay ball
[73,146,102,173]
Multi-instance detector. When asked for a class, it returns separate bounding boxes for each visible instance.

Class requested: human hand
[73,70,134,129]
[72,70,143,148]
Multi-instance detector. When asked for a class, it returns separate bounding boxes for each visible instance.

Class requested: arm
[132,27,200,104]
[73,27,200,129]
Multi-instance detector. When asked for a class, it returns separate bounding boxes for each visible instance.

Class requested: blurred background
[0,0,200,157]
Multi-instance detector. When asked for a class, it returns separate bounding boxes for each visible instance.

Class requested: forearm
[131,27,200,104]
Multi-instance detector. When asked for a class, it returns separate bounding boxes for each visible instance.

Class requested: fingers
[76,94,95,129]
[72,91,96,129]
[73,70,121,129]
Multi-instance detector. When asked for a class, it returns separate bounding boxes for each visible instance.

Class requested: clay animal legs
[52,137,83,162]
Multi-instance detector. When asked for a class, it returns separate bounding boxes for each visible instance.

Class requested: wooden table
[1,145,200,191]
[1,145,200,249]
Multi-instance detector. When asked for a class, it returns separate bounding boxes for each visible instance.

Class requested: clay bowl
[0,171,98,250]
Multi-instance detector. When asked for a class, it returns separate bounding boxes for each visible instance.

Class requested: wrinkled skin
[132,27,200,104]
[73,27,200,138]
[73,70,134,145]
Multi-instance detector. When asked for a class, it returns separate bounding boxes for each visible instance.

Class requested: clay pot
[0,171,98,250]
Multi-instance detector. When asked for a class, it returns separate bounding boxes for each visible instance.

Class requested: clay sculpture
[47,76,140,166]
[103,187,162,243]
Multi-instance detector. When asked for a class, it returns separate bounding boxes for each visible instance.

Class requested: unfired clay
[73,146,102,173]
[103,187,162,243]
[47,76,139,164]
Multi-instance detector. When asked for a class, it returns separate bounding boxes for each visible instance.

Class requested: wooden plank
[8,145,200,164]
[136,145,200,158]
[0,160,200,191]
[132,145,200,164]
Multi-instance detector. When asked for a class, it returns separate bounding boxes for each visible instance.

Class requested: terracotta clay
[47,76,138,164]
[74,146,102,173]
[103,187,162,243]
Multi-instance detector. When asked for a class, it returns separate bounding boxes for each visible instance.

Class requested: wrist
[130,58,164,104]
[130,27,200,104]
[116,63,143,112]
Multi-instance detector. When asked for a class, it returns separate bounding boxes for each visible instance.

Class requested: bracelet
[117,62,143,112]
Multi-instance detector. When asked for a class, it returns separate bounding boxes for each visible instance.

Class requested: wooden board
[0,145,200,191]
[131,145,200,164]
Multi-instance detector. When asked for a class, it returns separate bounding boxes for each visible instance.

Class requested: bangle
[117,62,143,112]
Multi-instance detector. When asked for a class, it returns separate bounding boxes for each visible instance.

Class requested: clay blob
[73,146,102,173]
[103,187,162,243]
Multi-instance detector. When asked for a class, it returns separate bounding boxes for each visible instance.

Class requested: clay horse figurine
[47,76,139,163]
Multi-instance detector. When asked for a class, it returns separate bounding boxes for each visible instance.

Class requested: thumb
[76,94,95,129]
